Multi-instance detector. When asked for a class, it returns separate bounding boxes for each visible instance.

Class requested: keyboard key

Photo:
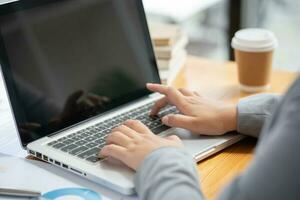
[151,125,170,134]
[52,143,65,149]
[95,138,105,144]
[48,141,58,146]
[72,136,82,140]
[77,147,100,159]
[85,137,96,142]
[101,129,111,135]
[75,140,86,145]
[85,142,98,148]
[69,146,88,155]
[94,133,103,138]
[81,133,90,137]
[62,139,75,145]
[136,115,146,121]
[61,144,77,152]
[148,123,159,129]
[57,137,66,142]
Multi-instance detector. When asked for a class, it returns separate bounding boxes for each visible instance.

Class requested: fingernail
[149,111,155,116]
[162,116,169,125]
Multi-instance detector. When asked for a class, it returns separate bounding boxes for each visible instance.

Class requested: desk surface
[172,56,298,200]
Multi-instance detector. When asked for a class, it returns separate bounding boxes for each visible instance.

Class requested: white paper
[0,155,127,200]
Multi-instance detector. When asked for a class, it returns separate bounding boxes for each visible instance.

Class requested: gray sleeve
[217,86,300,200]
[134,147,204,200]
[237,94,281,137]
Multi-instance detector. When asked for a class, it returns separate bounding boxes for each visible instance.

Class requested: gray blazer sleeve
[217,79,300,200]
[134,147,203,200]
[237,94,281,137]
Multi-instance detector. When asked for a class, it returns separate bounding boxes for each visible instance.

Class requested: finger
[150,97,168,116]
[147,83,168,94]
[146,83,180,97]
[106,131,132,147]
[178,88,194,96]
[165,135,181,142]
[162,114,196,130]
[112,125,138,138]
[99,144,127,161]
[124,120,151,134]
[146,84,183,106]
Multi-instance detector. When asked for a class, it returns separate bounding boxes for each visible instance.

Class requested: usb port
[62,164,68,169]
[43,155,48,161]
[29,150,35,155]
[54,161,61,166]
[36,152,42,159]
[49,159,53,163]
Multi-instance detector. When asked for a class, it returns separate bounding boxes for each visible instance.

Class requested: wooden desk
[172,56,298,200]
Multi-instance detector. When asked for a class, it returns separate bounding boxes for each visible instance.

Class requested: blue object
[42,188,102,200]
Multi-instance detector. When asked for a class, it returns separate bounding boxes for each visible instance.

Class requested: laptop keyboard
[47,102,179,163]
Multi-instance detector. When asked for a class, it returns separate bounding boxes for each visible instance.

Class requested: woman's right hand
[147,83,237,136]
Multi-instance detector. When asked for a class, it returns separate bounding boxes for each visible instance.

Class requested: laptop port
[29,150,35,155]
[54,161,61,166]
[49,158,53,163]
[62,164,68,169]
[43,155,48,161]
[36,152,42,159]
[70,168,82,175]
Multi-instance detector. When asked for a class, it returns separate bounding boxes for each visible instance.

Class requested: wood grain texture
[171,56,298,200]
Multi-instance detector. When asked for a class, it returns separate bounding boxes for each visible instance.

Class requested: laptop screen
[0,0,160,147]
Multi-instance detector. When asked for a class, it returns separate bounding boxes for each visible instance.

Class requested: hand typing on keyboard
[147,83,237,136]
[99,119,183,170]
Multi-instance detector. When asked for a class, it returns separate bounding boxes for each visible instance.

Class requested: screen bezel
[0,0,161,148]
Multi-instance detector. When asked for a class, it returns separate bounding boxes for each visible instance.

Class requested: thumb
[162,114,196,130]
[165,135,180,142]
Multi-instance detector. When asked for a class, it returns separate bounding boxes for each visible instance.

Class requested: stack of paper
[149,22,188,85]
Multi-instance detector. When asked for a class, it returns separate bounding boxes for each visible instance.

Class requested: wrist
[220,104,237,133]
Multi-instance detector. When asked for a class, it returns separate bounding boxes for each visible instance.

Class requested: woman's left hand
[99,120,183,171]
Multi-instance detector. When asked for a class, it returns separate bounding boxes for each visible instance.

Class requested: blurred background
[143,0,300,71]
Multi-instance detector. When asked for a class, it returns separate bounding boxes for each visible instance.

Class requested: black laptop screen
[0,0,160,146]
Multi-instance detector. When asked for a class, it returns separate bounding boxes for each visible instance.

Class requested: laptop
[0,0,244,195]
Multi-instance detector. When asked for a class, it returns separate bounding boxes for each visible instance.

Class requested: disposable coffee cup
[231,29,278,93]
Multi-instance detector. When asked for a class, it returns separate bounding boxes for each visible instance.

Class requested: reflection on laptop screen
[0,0,160,145]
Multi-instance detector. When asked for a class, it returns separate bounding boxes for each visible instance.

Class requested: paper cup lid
[231,29,278,52]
